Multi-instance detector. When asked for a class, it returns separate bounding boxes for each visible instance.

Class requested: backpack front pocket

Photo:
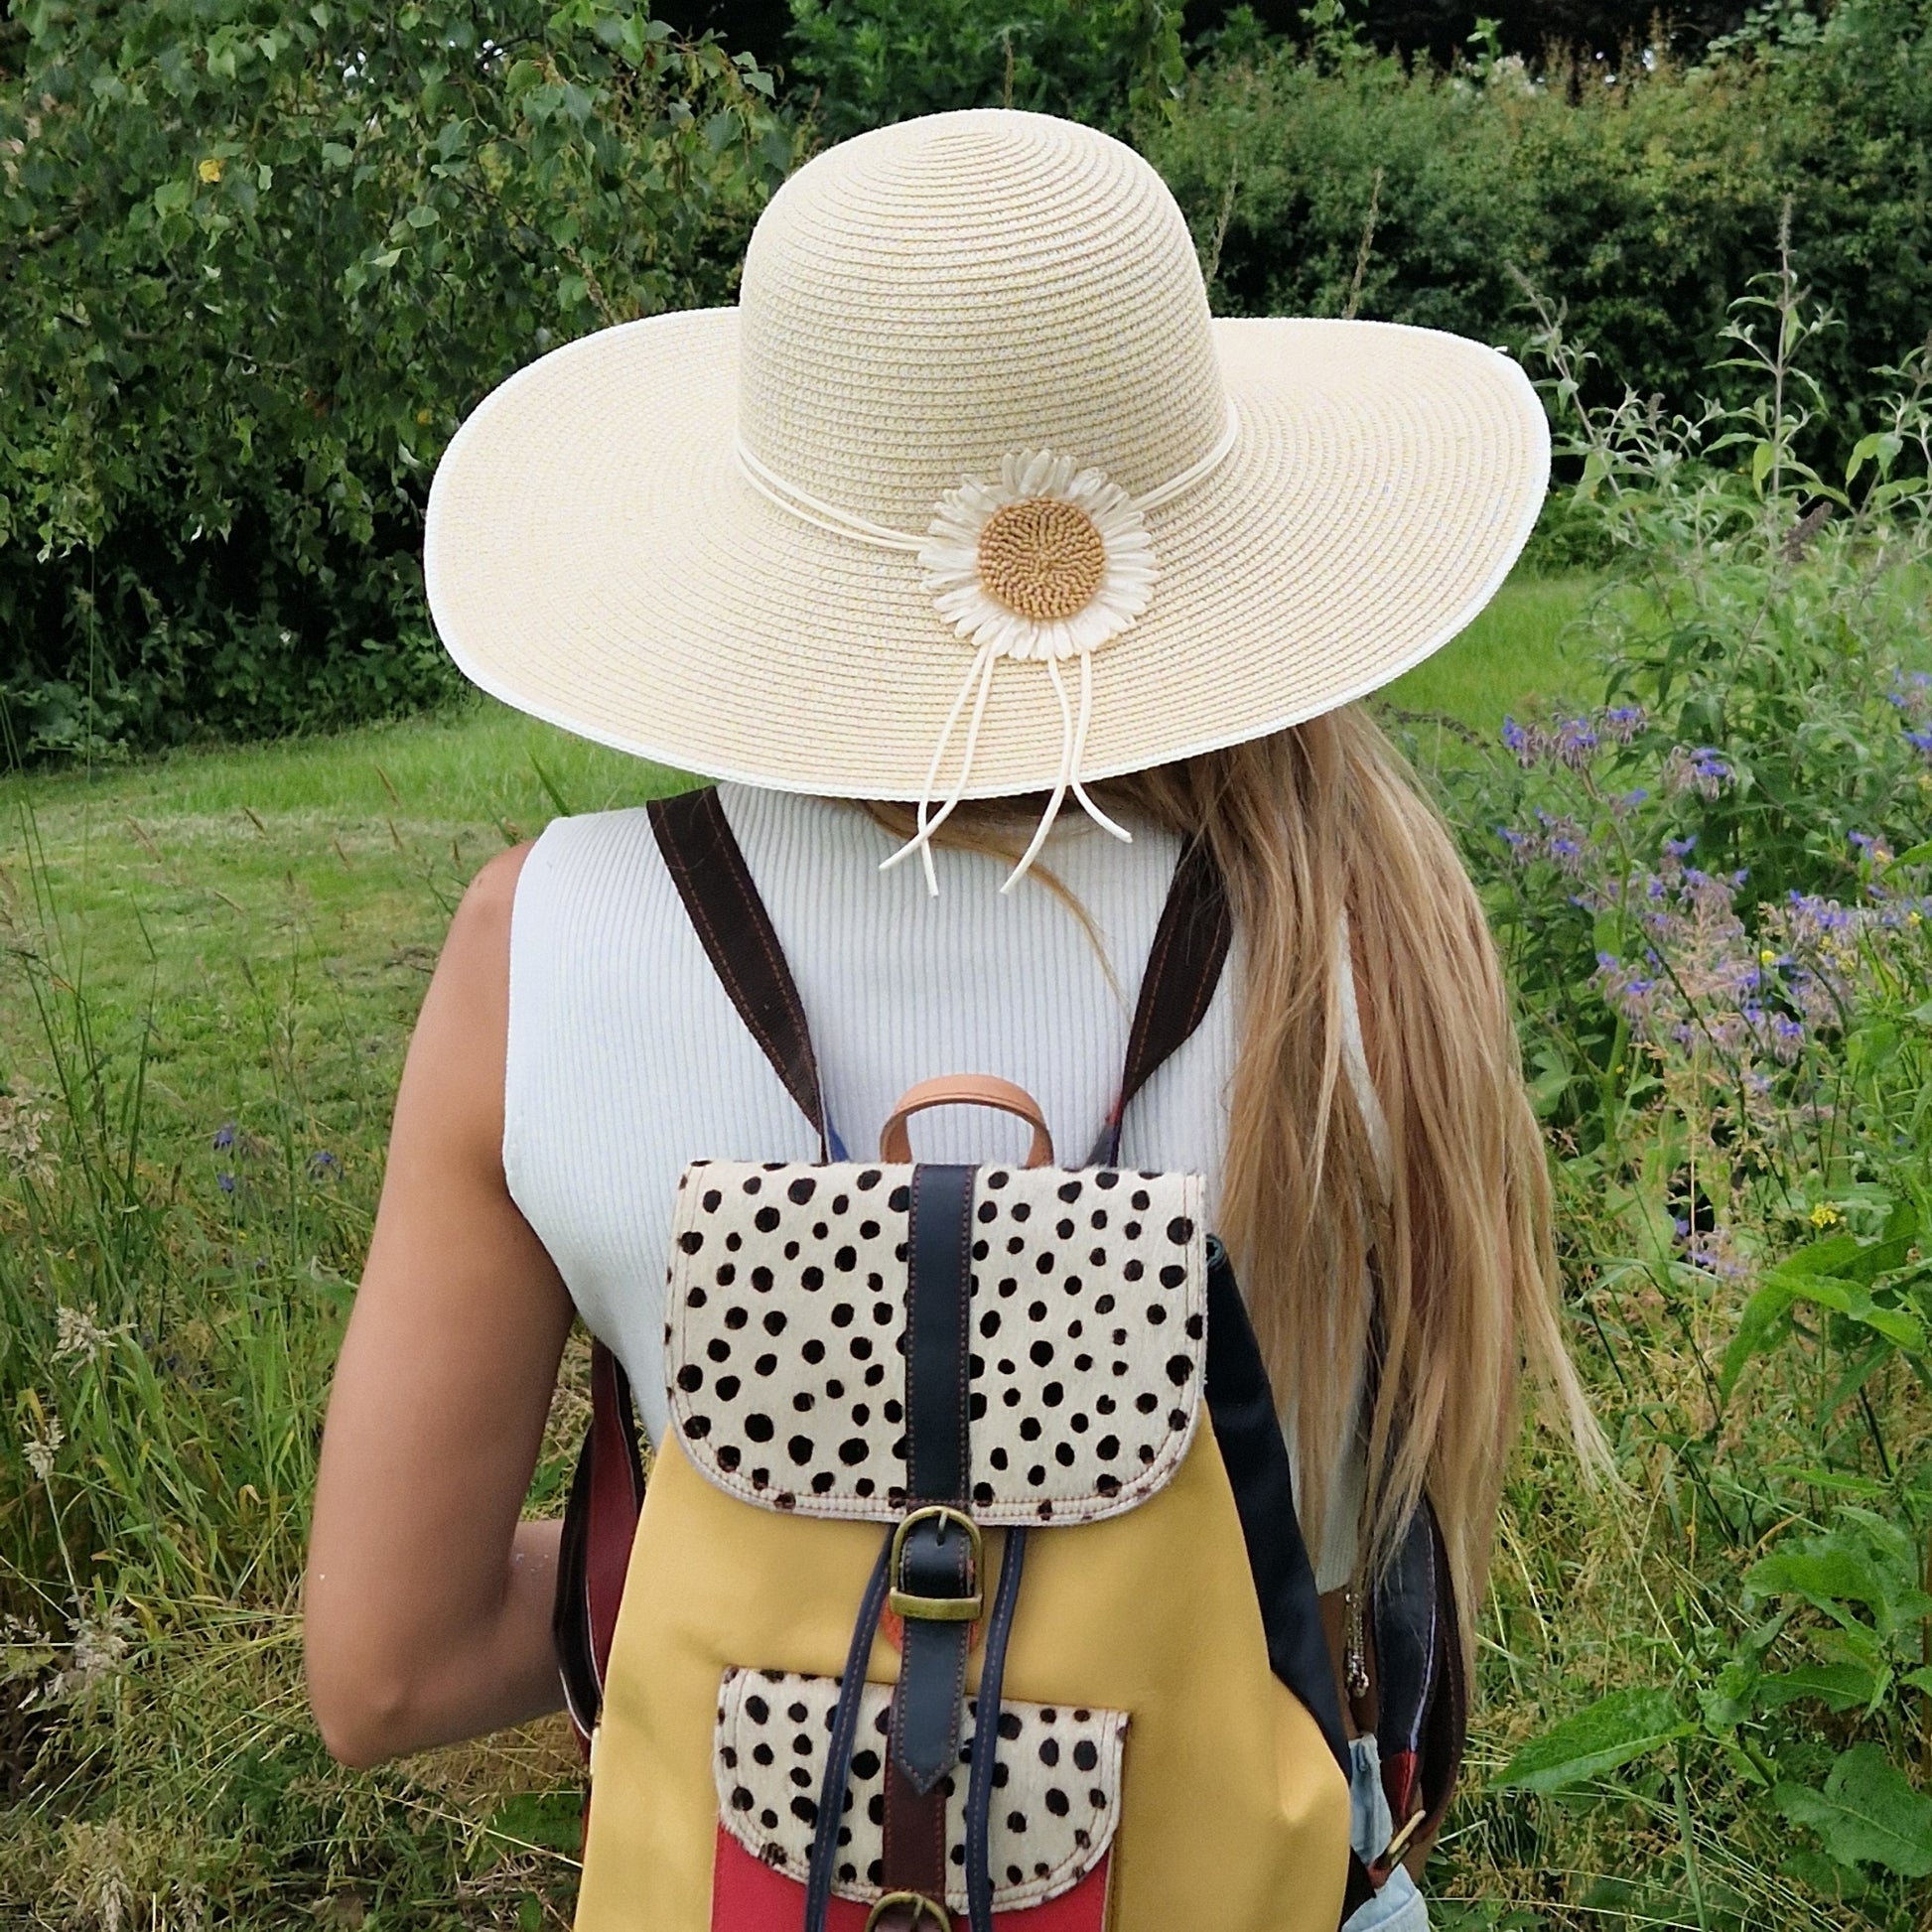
[710,1665,1125,1926]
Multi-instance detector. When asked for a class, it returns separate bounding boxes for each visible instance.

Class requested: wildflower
[1685,1223,1751,1283]
[0,1091,59,1187]
[54,1306,125,1365]
[1809,1201,1842,1228]
[198,155,223,184]
[1662,745,1731,800]
[309,1149,341,1175]
[1887,668,1932,719]
[1556,716,1599,766]
[217,1173,235,1195]
[211,1123,236,1151]
[22,1410,64,1483]
[69,1603,134,1685]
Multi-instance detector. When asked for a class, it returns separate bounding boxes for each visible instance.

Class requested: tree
[0,0,792,755]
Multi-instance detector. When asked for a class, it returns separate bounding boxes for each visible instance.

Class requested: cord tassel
[1070,648,1133,845]
[878,640,999,896]
[1001,654,1079,894]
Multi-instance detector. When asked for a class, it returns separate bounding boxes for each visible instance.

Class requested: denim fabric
[1344,1735,1431,1932]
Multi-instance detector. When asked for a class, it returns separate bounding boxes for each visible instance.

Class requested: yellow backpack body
[573,1153,1353,1931]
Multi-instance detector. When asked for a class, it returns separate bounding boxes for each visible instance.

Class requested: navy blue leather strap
[1202,1237,1351,1778]
[902,1164,974,1507]
[963,1526,1029,1932]
[883,1163,978,1898]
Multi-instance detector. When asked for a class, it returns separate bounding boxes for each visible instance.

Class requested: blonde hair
[870,706,1600,1665]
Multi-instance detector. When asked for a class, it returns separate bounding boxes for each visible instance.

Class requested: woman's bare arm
[305,842,575,1768]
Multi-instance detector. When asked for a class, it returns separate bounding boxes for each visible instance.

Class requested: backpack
[553,785,1464,1930]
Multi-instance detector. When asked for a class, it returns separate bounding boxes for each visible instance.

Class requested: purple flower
[309,1150,340,1175]
[212,1123,236,1151]
[1663,746,1730,801]
[217,1173,235,1194]
[1888,669,1932,720]
[1557,717,1600,766]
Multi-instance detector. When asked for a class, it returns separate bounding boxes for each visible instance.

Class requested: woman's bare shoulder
[393,842,537,1163]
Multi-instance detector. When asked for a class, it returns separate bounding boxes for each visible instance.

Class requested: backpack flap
[664,1159,1207,1525]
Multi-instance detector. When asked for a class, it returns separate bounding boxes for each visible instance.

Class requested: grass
[0,570,1594,1927]
[1388,573,1597,732]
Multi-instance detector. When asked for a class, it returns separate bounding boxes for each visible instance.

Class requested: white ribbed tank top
[504,783,1370,1589]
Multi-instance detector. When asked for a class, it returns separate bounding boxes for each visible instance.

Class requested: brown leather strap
[880,1074,1054,1167]
[648,785,829,1152]
[882,1764,949,1899]
[1090,835,1232,1165]
[554,1338,646,1760]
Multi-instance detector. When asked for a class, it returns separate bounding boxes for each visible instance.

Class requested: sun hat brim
[424,308,1548,798]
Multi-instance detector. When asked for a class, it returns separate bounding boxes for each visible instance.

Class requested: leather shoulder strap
[1090,834,1233,1166]
[555,1338,646,1762]
[648,785,828,1152]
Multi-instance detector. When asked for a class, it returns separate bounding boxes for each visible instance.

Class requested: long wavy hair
[870,706,1601,1665]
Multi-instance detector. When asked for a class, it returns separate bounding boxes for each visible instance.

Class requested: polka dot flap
[665,1160,1207,1524]
[713,1665,1127,1912]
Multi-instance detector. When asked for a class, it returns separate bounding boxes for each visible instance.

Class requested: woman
[306,109,1595,1930]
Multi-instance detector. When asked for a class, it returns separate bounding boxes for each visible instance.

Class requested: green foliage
[784,0,1185,140]
[1144,0,1932,473]
[1775,1746,1932,1879]
[1492,1687,1691,1794]
[1403,256,1932,1925]
[0,0,793,760]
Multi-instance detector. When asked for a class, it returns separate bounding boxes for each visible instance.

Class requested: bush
[784,0,1185,141]
[0,0,793,759]
[1144,1,1932,472]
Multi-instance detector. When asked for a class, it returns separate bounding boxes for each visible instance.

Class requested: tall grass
[0,728,678,1926]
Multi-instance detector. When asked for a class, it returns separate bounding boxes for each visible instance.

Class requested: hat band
[732,404,1242,894]
[732,402,1241,551]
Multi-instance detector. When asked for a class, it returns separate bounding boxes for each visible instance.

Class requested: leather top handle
[879,1076,1054,1168]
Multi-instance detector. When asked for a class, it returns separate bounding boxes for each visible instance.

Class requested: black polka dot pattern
[667,1161,1206,1523]
[712,1666,1127,1912]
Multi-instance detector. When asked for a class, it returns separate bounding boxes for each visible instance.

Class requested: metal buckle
[864,1892,951,1931]
[887,1505,983,1623]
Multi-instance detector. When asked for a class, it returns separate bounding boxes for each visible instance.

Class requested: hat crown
[737,111,1228,527]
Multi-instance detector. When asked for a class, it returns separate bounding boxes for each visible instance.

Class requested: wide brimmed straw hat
[426,109,1547,879]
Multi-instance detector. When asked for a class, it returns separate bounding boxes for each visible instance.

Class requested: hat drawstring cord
[881,643,1131,897]
[1069,650,1133,847]
[879,639,1001,897]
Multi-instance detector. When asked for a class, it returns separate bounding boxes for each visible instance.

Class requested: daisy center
[975,497,1107,622]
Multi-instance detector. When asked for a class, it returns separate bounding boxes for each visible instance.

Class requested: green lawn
[0,567,1592,1925]
[0,568,1594,1089]
[1386,572,1595,732]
